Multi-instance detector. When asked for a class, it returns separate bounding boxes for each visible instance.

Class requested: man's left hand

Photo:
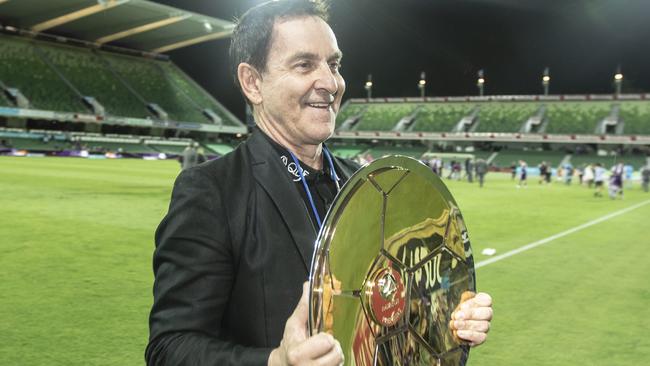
[451,292,493,347]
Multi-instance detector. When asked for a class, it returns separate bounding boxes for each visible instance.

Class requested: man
[146,1,492,365]
[517,160,528,188]
[641,163,650,193]
[593,162,606,197]
[475,158,488,188]
[464,157,474,183]
[180,143,199,170]
[609,162,624,199]
[538,161,548,185]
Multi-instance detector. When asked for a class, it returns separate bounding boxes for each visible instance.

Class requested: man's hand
[451,292,493,347]
[268,282,344,366]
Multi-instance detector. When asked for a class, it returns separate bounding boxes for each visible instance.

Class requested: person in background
[475,158,488,188]
[517,160,527,188]
[641,163,650,193]
[582,164,594,188]
[593,162,606,197]
[624,164,634,188]
[538,161,548,185]
[563,162,573,185]
[609,161,624,199]
[464,157,474,183]
[180,142,199,170]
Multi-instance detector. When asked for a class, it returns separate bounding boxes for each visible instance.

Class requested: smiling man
[146,1,492,365]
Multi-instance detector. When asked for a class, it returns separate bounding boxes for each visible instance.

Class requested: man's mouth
[306,102,333,109]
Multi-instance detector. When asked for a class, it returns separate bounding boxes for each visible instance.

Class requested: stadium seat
[335,102,366,128]
[474,102,538,132]
[544,102,612,134]
[0,34,86,113]
[98,51,211,123]
[160,63,242,126]
[619,101,650,135]
[39,42,149,118]
[413,103,474,132]
[356,103,418,131]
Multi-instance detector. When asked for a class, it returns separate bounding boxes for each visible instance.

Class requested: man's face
[255,16,345,145]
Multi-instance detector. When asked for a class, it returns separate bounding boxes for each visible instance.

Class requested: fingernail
[455,311,465,320]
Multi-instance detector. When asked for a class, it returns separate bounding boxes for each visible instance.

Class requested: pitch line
[475,199,650,269]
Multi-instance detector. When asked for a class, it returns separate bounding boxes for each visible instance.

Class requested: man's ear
[237,63,263,105]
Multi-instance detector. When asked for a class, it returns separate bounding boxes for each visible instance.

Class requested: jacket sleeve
[146,167,272,365]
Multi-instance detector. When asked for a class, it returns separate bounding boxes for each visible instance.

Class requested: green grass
[1,156,649,365]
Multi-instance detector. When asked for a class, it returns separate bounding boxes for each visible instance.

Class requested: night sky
[153,0,650,121]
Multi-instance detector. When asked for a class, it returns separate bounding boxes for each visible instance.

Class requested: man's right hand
[268,282,344,366]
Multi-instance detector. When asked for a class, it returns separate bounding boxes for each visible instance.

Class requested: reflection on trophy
[309,156,476,366]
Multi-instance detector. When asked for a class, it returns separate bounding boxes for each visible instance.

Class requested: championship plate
[309,156,476,366]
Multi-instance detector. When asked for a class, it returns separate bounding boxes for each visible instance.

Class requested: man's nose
[313,63,338,96]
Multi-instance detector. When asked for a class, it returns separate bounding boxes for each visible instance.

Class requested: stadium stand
[0,34,87,113]
[474,102,538,132]
[414,103,475,132]
[98,50,209,123]
[335,102,366,129]
[37,41,149,118]
[0,33,244,129]
[160,63,241,126]
[619,101,650,135]
[356,103,418,131]
[544,102,612,134]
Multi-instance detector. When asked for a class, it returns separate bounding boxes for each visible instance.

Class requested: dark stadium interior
[1,0,649,165]
[155,0,650,120]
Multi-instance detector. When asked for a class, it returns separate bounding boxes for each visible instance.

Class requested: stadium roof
[0,0,235,53]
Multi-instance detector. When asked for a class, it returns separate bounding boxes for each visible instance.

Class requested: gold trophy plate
[309,156,476,366]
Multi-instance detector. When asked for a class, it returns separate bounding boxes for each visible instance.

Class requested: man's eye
[296,61,312,69]
[330,62,341,72]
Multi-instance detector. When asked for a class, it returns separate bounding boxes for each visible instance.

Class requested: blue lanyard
[288,147,340,230]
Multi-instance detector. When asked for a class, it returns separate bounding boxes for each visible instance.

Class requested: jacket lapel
[246,130,317,270]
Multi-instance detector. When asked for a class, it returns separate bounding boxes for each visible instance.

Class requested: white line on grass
[475,199,650,269]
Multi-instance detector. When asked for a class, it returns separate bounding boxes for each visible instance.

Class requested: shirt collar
[256,126,329,183]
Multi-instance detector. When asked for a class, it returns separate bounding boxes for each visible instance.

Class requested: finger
[456,329,487,346]
[285,282,310,341]
[453,306,493,321]
[471,293,493,307]
[313,339,344,366]
[286,333,336,364]
[459,292,492,311]
[452,319,490,333]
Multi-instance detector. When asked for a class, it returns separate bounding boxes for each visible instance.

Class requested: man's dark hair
[229,0,330,103]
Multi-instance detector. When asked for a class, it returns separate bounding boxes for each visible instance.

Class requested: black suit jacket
[146,129,359,365]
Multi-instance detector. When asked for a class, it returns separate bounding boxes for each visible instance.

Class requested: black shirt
[259,129,339,231]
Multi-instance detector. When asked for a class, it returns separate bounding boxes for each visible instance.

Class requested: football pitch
[1,156,649,366]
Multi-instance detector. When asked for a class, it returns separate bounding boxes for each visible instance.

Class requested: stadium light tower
[614,66,623,98]
[418,71,426,99]
[476,69,485,96]
[365,74,373,100]
[542,67,550,96]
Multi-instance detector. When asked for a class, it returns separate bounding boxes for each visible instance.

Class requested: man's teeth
[308,103,330,108]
